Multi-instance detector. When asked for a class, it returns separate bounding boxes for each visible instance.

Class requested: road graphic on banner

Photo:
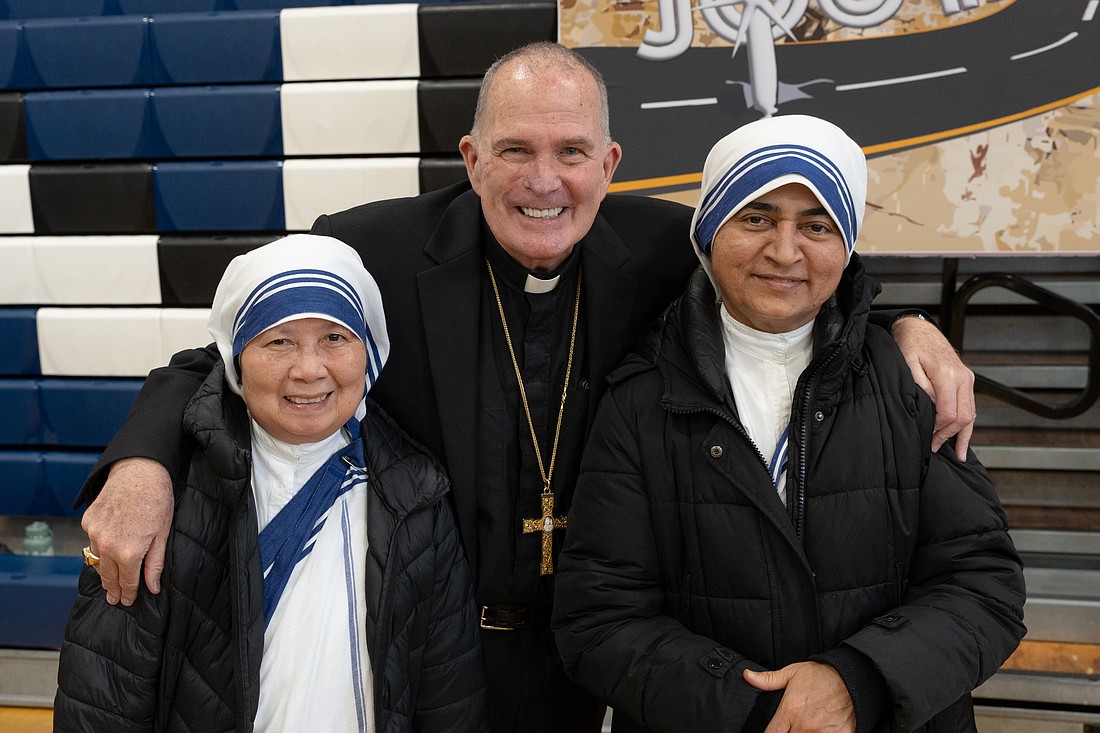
[581,0,1099,195]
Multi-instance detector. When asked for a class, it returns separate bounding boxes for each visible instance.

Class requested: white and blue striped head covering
[690,114,867,289]
[208,234,389,397]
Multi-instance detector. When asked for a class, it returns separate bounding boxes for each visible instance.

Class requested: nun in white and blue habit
[55,235,489,733]
[552,115,1024,733]
[688,113,867,507]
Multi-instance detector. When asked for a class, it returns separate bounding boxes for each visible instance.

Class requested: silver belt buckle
[479,605,517,631]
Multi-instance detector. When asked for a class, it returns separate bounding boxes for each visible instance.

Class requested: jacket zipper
[233,500,254,733]
[793,346,842,538]
[680,572,692,625]
[373,516,404,732]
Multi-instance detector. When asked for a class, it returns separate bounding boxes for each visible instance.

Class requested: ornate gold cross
[522,491,568,575]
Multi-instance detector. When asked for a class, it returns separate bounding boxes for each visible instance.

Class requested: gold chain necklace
[486,258,581,575]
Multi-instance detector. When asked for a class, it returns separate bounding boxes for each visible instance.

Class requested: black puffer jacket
[553,258,1025,733]
[55,363,488,733]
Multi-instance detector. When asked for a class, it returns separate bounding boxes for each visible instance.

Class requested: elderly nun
[552,115,1024,733]
[56,235,488,733]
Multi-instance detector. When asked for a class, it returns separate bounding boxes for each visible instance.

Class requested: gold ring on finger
[82,546,101,568]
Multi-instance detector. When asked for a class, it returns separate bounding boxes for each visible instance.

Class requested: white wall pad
[36,308,163,377]
[33,235,160,305]
[160,308,212,364]
[0,238,38,304]
[280,5,420,82]
[281,80,419,156]
[0,165,33,234]
[282,158,420,231]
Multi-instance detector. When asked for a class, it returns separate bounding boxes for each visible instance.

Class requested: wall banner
[560,0,1100,254]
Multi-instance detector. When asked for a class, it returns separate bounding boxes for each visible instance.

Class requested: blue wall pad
[151,85,282,158]
[0,20,18,88]
[0,91,26,160]
[42,451,98,514]
[0,308,39,375]
[0,553,82,650]
[417,2,555,78]
[0,2,119,21]
[119,0,219,14]
[0,450,99,515]
[158,234,276,306]
[151,10,281,85]
[0,450,45,513]
[39,379,143,447]
[0,379,40,443]
[232,0,333,9]
[154,160,284,231]
[30,163,156,234]
[25,89,154,161]
[0,0,395,16]
[22,16,153,88]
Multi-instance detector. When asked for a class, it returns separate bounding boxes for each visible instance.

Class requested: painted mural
[560,0,1100,253]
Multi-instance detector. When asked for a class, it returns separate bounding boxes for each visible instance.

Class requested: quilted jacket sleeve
[53,563,169,732]
[412,496,490,733]
[838,411,1026,731]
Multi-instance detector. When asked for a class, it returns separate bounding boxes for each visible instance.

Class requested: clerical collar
[525,273,559,294]
[484,237,581,295]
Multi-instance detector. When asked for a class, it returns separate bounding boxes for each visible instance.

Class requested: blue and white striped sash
[258,418,368,626]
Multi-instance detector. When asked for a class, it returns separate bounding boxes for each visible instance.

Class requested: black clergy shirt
[475,236,590,607]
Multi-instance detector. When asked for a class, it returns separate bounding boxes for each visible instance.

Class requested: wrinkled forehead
[483,68,604,135]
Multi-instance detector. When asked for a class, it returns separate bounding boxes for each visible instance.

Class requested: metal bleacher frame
[942,263,1100,420]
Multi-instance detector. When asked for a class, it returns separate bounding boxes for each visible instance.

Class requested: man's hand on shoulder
[81,457,174,606]
[891,314,976,461]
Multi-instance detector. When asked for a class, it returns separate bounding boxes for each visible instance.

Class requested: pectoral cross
[522,490,568,575]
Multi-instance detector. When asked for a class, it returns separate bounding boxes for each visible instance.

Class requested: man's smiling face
[459,62,622,272]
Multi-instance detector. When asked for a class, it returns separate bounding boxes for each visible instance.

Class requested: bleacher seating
[156,234,276,304]
[0,2,554,666]
[0,3,555,92]
[0,2,547,235]
[154,10,282,84]
[0,0,470,21]
[0,162,30,231]
[0,308,39,374]
[0,452,97,517]
[0,235,161,304]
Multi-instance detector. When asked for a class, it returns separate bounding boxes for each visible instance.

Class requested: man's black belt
[479,603,546,631]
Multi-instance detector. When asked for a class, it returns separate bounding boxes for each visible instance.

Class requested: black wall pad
[417,2,556,78]
[158,234,278,306]
[418,79,480,153]
[419,158,467,194]
[0,93,27,162]
[29,163,155,234]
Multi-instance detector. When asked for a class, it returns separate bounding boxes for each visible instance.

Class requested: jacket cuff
[811,646,891,733]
